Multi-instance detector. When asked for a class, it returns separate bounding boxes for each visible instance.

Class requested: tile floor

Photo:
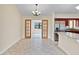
[2,38,66,55]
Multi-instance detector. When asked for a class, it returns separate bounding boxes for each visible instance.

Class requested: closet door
[25,20,31,38]
[42,20,48,39]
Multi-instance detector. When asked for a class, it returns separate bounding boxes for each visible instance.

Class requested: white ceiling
[16,4,79,16]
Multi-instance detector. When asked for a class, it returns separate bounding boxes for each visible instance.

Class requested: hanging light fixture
[32,4,40,16]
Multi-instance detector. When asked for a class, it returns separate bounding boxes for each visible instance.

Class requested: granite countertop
[65,32,79,39]
[56,32,79,40]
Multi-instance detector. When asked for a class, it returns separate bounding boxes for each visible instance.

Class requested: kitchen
[54,18,79,54]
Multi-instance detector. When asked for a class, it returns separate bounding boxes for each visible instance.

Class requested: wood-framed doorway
[25,19,48,39]
[25,19,31,38]
[42,20,48,39]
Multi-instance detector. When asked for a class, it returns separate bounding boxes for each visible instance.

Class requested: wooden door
[42,20,48,39]
[25,20,31,38]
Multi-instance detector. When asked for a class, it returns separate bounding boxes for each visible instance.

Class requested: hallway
[1,4,79,55]
[3,38,65,55]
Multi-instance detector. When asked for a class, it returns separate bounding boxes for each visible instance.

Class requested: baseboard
[0,38,21,55]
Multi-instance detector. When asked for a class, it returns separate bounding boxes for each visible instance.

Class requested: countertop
[57,32,79,54]
[56,32,79,40]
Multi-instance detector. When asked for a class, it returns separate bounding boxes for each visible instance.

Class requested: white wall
[51,13,55,41]
[0,5,22,54]
[0,5,4,52]
[55,13,79,18]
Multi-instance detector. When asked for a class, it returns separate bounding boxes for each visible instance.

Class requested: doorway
[25,19,48,39]
[32,20,42,39]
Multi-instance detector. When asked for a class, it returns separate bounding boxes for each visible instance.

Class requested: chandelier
[32,4,40,16]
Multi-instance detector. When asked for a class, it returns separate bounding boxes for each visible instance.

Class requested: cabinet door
[25,20,31,38]
[42,20,48,39]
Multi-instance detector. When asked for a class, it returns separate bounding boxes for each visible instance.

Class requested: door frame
[25,19,31,38]
[42,20,48,39]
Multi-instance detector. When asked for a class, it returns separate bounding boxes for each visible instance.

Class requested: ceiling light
[32,4,40,16]
[75,5,79,10]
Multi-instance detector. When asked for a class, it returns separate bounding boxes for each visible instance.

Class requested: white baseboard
[0,38,21,55]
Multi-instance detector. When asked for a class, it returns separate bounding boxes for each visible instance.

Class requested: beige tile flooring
[2,38,66,55]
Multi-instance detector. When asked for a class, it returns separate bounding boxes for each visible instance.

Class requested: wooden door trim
[42,20,48,39]
[25,19,31,38]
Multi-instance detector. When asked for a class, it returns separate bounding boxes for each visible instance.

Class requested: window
[34,22,42,29]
